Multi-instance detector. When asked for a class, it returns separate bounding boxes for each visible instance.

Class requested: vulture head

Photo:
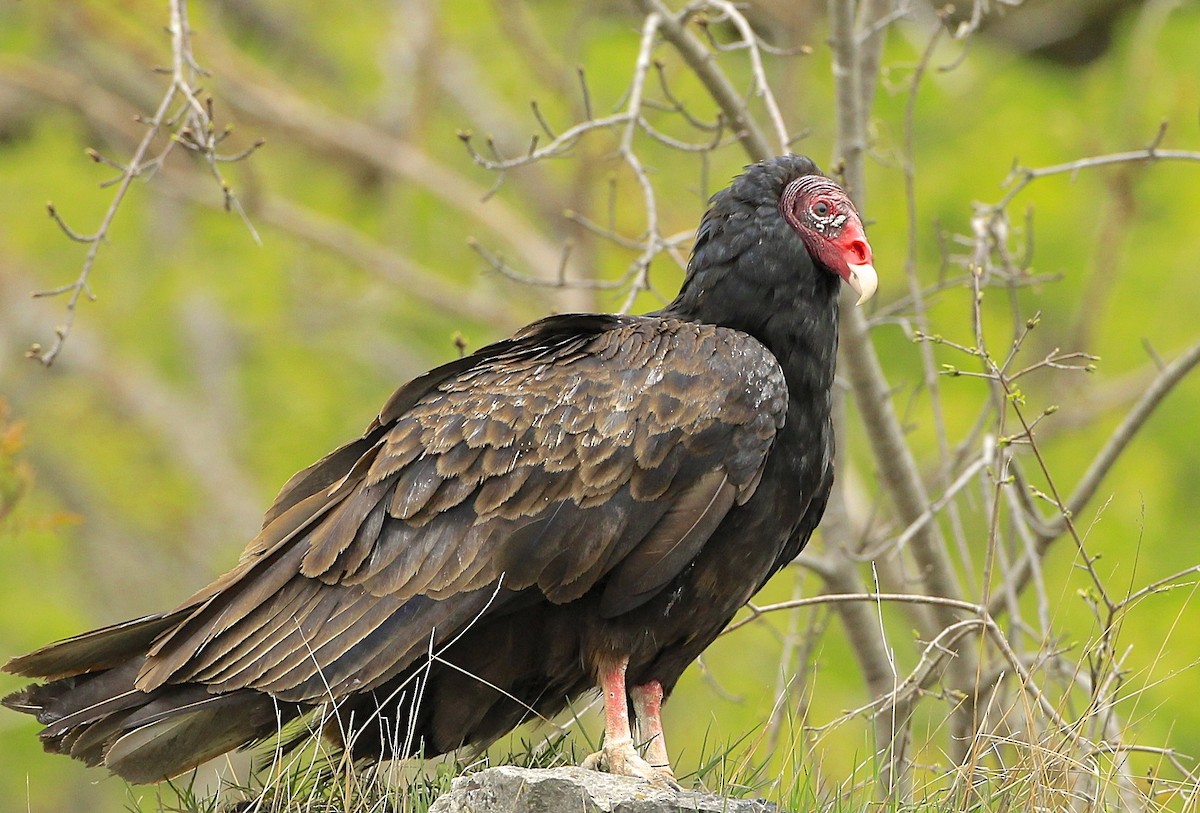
[779,172,877,305]
[676,155,877,334]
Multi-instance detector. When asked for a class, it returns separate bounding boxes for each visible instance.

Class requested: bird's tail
[3,612,302,784]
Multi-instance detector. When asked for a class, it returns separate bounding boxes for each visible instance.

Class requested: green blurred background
[1,1,1199,809]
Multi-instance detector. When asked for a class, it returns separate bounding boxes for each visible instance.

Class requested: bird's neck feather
[660,238,841,397]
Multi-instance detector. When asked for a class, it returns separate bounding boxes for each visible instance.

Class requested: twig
[468,239,634,292]
[695,0,790,154]
[204,50,575,295]
[617,12,666,313]
[728,591,1086,743]
[1114,564,1200,612]
[631,0,772,163]
[28,0,260,367]
[856,435,993,561]
[991,123,1200,212]
[459,113,632,170]
[27,87,170,366]
[991,340,1200,615]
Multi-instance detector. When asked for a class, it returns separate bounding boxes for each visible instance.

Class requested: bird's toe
[580,739,678,790]
[649,765,681,791]
[580,750,605,772]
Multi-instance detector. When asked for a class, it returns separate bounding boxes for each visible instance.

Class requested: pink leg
[580,659,678,788]
[630,680,673,778]
[599,658,634,753]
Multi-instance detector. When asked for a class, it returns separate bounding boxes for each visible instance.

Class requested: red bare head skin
[780,175,878,304]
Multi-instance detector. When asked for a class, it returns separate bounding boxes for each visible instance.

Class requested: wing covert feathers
[12,315,788,714]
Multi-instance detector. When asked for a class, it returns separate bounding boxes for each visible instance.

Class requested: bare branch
[829,0,963,626]
[27,0,260,367]
[992,123,1200,212]
[27,77,175,367]
[631,0,772,163]
[857,435,994,561]
[696,0,790,153]
[206,51,573,289]
[727,591,1087,743]
[992,340,1200,614]
[458,113,632,170]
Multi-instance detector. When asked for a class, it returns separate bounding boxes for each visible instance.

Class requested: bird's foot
[581,736,680,790]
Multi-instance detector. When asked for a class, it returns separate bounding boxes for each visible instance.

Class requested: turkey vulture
[4,154,876,786]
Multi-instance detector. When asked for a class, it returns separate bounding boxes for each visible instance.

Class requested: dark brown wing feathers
[4,613,187,682]
[7,313,789,768]
[118,315,788,705]
[600,470,737,617]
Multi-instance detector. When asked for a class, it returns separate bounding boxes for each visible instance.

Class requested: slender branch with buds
[27,0,260,367]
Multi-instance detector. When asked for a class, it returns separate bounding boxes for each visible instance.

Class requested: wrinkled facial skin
[780,175,878,305]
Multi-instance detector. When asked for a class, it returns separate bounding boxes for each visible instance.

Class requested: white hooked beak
[847,262,878,306]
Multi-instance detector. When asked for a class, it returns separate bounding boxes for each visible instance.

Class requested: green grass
[136,700,1200,813]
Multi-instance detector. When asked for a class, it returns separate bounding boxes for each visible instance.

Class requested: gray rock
[428,765,780,813]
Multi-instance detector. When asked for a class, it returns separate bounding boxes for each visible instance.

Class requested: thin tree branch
[0,60,525,335]
[204,48,575,292]
[828,0,963,625]
[726,591,1087,744]
[27,0,260,367]
[991,123,1200,212]
[698,0,790,153]
[630,0,772,163]
[992,339,1200,615]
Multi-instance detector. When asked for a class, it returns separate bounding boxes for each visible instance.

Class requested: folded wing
[88,314,788,705]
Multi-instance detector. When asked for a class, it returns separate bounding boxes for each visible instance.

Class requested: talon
[650,764,680,791]
[580,737,677,789]
[580,750,604,771]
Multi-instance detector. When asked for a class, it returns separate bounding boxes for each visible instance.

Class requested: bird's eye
[813,201,831,218]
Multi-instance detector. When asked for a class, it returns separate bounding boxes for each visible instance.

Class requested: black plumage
[3,154,877,785]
